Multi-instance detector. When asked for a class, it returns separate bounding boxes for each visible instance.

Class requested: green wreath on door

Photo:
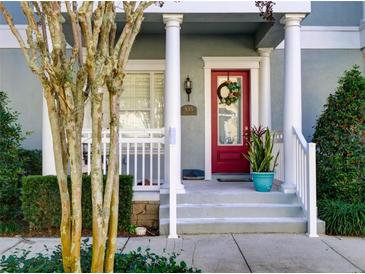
[217,80,241,105]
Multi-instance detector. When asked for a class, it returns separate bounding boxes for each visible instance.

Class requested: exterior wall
[1,35,363,168]
[131,34,257,171]
[0,49,42,149]
[271,49,363,140]
[1,1,364,169]
[303,1,362,26]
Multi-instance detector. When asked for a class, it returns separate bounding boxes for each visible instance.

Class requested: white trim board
[276,26,361,49]
[2,25,363,50]
[202,57,260,180]
[0,25,27,48]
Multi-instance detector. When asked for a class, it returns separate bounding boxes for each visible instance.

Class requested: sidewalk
[1,234,365,273]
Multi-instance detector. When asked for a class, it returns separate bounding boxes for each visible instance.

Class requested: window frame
[122,60,165,129]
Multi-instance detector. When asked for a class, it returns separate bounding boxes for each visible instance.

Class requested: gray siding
[0,2,26,24]
[0,49,43,149]
[303,1,362,26]
[271,49,363,141]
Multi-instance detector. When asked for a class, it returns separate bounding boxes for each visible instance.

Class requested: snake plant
[244,126,279,172]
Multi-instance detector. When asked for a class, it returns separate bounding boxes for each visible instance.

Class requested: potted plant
[244,126,279,192]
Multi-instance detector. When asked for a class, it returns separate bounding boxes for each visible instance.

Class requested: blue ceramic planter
[252,172,275,192]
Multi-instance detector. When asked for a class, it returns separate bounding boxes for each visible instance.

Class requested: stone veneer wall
[131,201,159,229]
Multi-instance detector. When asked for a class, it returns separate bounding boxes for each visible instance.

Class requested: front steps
[159,188,325,235]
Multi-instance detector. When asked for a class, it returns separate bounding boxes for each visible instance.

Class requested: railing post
[168,127,178,239]
[307,143,318,237]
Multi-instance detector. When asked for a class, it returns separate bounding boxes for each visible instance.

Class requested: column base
[280,183,296,194]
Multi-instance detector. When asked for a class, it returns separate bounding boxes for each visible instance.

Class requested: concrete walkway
[1,234,365,273]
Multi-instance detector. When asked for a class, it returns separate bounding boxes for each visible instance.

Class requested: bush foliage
[313,66,365,235]
[0,91,24,231]
[318,199,365,236]
[22,175,133,231]
[19,149,42,176]
[0,240,201,273]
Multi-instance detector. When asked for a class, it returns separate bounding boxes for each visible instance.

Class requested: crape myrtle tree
[0,1,161,272]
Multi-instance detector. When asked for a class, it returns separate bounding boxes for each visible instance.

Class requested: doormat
[182,169,205,180]
[217,178,251,182]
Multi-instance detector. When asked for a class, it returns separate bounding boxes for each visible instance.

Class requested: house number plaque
[181,104,197,116]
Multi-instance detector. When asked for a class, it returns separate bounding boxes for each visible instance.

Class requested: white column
[42,25,56,175]
[258,48,273,129]
[42,97,56,175]
[280,14,305,193]
[163,14,184,193]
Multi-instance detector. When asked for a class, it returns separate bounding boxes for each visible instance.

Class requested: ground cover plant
[0,240,201,273]
[313,66,365,236]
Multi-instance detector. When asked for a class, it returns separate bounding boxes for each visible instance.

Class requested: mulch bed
[0,227,159,238]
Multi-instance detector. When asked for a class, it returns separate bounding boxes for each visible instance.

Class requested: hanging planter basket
[217,80,241,106]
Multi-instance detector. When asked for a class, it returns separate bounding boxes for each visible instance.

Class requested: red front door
[211,70,250,173]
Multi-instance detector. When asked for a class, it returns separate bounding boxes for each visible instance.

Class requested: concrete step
[159,217,326,235]
[159,203,304,218]
[160,192,298,205]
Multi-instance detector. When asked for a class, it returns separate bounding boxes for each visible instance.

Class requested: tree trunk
[44,90,72,272]
[67,119,83,272]
[105,90,121,272]
[90,90,105,273]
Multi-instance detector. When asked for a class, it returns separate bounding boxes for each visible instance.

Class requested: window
[120,72,164,129]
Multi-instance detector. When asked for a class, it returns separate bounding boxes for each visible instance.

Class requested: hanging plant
[217,80,241,106]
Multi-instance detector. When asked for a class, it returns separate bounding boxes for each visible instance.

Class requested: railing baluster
[142,142,145,186]
[119,141,122,175]
[300,147,305,208]
[303,152,308,212]
[134,142,138,186]
[126,142,130,175]
[87,140,91,175]
[103,133,107,175]
[158,142,161,186]
[150,136,153,185]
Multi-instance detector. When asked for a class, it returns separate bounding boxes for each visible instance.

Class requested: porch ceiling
[63,13,286,49]
[119,13,286,48]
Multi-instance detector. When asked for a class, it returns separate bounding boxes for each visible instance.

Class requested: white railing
[273,131,284,182]
[81,128,164,191]
[293,127,318,237]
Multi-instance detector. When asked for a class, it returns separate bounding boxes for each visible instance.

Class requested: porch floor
[181,177,282,193]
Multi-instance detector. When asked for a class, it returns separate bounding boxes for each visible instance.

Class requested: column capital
[163,14,183,27]
[280,14,306,27]
[257,48,273,57]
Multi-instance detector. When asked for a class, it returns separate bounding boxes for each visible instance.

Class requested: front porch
[40,2,319,237]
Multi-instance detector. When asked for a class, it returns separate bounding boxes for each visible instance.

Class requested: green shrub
[318,199,365,236]
[21,175,133,231]
[0,240,201,273]
[0,91,25,230]
[313,66,365,236]
[19,149,42,176]
[313,66,365,203]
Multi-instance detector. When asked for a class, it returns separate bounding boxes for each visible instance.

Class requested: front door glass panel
[217,76,243,146]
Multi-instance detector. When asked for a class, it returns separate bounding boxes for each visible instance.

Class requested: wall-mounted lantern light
[184,75,192,102]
